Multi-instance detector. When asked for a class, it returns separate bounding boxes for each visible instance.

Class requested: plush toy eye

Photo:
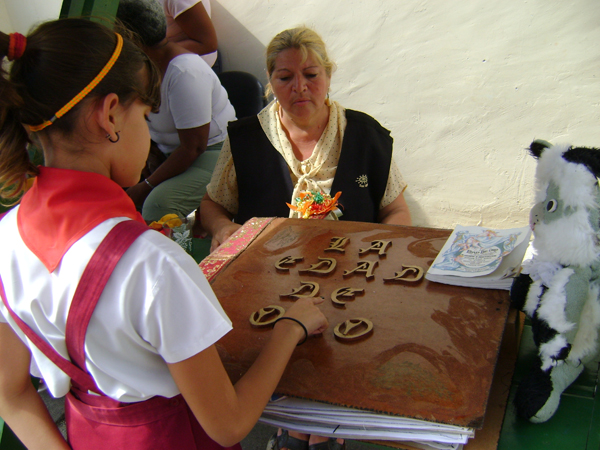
[546,199,558,213]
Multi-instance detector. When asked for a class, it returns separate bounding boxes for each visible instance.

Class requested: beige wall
[0,1,13,32]
[3,0,61,32]
[5,0,600,230]
[213,0,600,229]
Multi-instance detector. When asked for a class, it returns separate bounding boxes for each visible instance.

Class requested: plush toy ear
[529,139,553,159]
[562,146,600,179]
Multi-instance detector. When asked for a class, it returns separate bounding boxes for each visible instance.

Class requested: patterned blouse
[206,99,407,218]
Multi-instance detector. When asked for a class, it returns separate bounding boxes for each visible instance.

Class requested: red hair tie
[8,33,27,61]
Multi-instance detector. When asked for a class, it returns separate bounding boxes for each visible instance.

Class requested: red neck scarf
[18,167,146,272]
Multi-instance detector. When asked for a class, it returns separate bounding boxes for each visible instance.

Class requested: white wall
[6,0,599,230]
[3,0,61,33]
[0,0,13,32]
[213,0,600,229]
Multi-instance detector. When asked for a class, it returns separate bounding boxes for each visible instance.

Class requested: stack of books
[261,396,473,450]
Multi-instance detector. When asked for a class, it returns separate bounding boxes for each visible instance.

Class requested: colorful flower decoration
[287,190,342,219]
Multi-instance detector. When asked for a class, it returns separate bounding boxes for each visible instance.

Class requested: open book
[261,396,473,450]
[425,225,531,290]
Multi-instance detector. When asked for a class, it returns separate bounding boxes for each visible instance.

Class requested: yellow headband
[27,33,124,132]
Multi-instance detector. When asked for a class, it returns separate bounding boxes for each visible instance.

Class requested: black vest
[229,109,393,224]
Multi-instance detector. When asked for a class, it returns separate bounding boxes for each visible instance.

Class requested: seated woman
[201,26,411,252]
[201,26,411,450]
[117,0,235,222]
[163,0,219,68]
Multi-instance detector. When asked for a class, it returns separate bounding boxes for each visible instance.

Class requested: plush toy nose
[529,203,543,230]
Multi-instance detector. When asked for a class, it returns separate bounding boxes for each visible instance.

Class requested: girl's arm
[200,193,242,252]
[167,297,328,447]
[0,324,70,450]
[127,124,210,208]
[378,192,412,226]
[172,1,218,56]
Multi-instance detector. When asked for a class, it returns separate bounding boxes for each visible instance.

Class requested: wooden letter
[343,260,379,279]
[279,281,320,299]
[334,318,374,341]
[298,257,337,275]
[324,237,350,253]
[249,305,285,327]
[275,255,304,271]
[383,265,424,283]
[359,240,392,256]
[331,287,365,307]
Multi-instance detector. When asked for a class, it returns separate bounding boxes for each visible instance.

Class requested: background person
[163,0,219,68]
[118,0,235,223]
[0,18,327,450]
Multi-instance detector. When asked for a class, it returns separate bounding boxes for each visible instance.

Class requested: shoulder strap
[0,219,148,394]
[0,280,99,392]
[65,220,148,371]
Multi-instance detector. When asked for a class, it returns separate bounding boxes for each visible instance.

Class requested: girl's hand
[280,297,328,340]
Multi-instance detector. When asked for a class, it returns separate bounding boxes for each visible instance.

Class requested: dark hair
[0,18,161,203]
[117,0,167,47]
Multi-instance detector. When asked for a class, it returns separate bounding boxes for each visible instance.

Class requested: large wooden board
[203,218,511,429]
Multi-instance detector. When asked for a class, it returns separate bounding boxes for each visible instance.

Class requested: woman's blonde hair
[265,26,336,97]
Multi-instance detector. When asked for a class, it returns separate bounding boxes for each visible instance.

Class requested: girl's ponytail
[0,32,37,204]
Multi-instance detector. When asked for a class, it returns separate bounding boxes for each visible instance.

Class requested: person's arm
[173,2,218,56]
[168,297,328,447]
[0,323,70,450]
[127,124,210,208]
[378,191,412,225]
[200,193,241,252]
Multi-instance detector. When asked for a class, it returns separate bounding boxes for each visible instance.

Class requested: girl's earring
[106,132,120,143]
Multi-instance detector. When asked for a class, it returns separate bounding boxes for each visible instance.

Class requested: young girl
[0,18,327,450]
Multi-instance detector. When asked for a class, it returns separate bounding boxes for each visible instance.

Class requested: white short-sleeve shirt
[149,53,235,154]
[163,0,218,67]
[0,210,232,402]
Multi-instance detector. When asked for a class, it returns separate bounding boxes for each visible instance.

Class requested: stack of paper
[260,397,474,450]
[424,225,531,290]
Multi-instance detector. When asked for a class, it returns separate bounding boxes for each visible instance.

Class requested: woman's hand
[126,180,153,210]
[210,222,241,252]
[200,193,242,252]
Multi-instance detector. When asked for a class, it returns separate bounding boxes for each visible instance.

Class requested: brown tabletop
[203,218,511,430]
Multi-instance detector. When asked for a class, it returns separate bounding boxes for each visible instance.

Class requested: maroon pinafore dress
[0,220,241,450]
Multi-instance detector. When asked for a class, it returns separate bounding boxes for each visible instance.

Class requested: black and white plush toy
[510,139,600,423]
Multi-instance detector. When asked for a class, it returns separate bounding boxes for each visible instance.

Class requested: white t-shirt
[149,53,235,154]
[163,0,218,67]
[0,210,232,402]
